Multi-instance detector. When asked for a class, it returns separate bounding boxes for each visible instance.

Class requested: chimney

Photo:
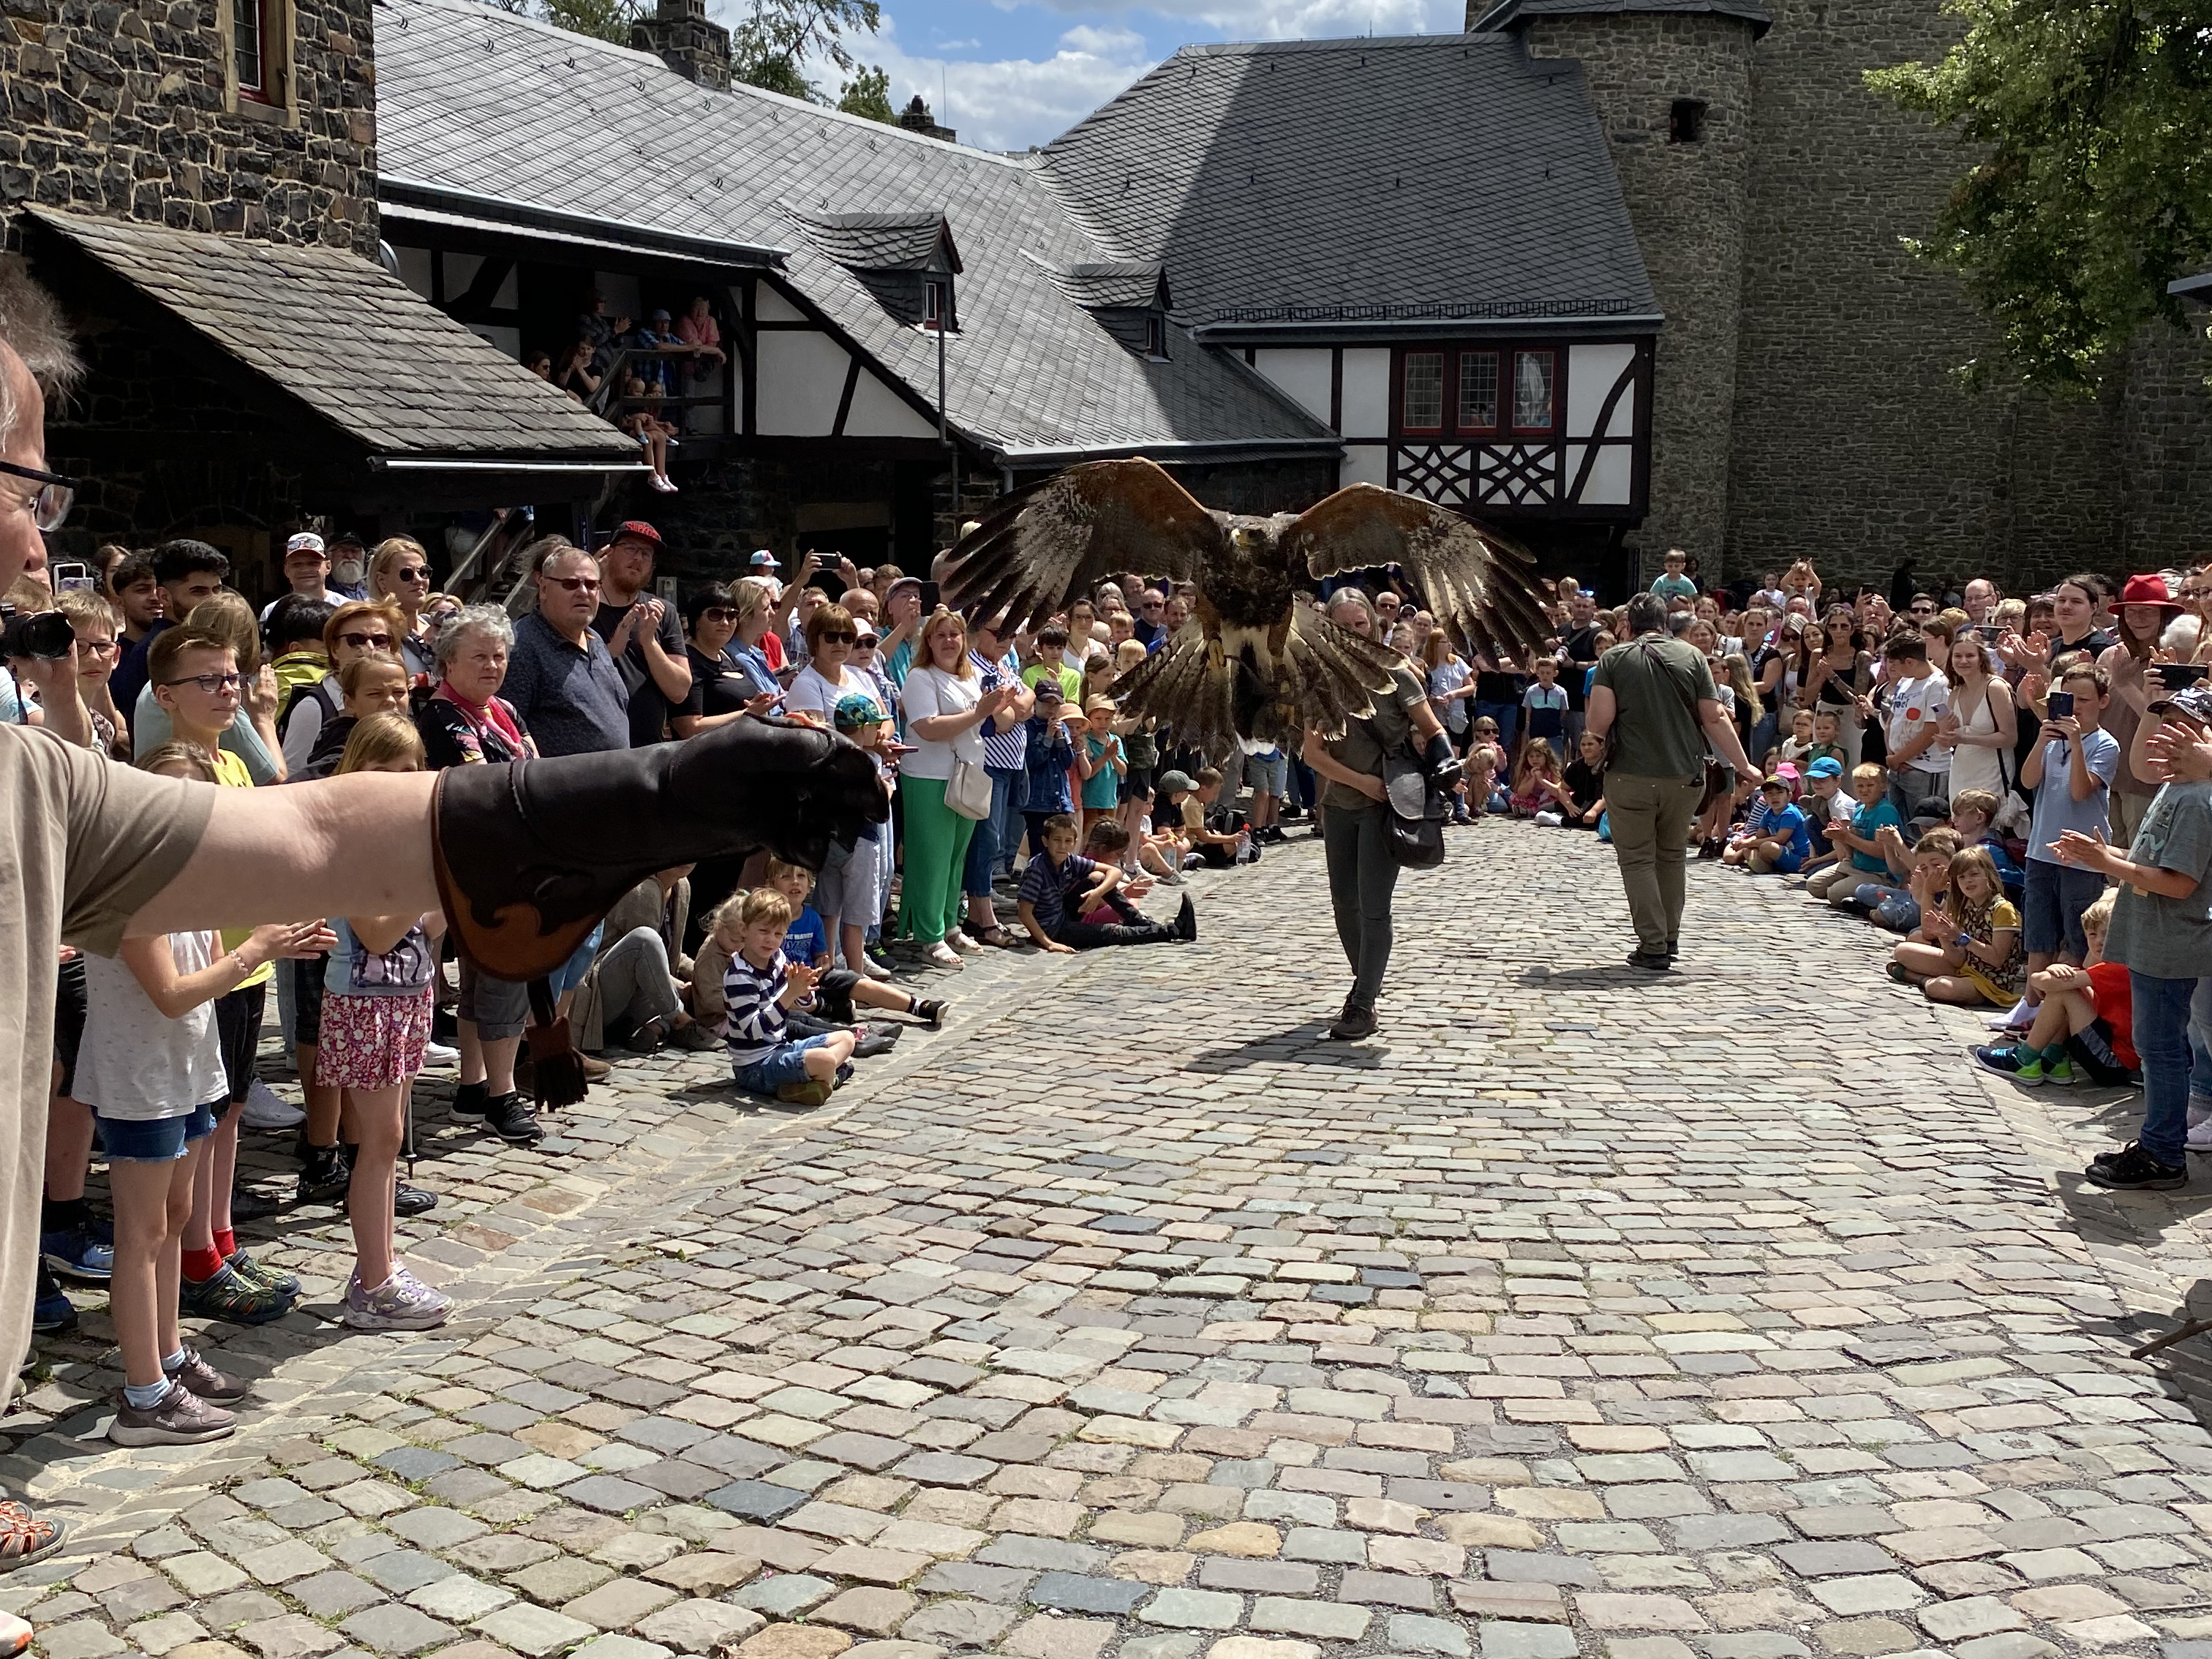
[898,95,956,143]
[632,0,733,91]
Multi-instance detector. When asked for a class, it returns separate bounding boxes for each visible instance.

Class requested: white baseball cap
[285,532,327,558]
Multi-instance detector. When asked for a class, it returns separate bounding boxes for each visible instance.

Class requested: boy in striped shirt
[721,889,855,1106]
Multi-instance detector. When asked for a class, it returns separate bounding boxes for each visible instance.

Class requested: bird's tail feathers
[1110,624,1241,761]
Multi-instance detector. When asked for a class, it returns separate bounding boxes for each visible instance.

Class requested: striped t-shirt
[721,951,789,1065]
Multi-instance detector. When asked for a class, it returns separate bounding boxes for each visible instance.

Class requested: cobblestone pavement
[15,821,2212,1659]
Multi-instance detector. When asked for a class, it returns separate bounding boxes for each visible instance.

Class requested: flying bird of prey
[938,458,1557,759]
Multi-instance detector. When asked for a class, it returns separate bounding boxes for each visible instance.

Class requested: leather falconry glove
[431,717,888,1105]
[1422,731,1460,781]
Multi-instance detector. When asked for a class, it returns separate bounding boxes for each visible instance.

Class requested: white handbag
[947,755,993,820]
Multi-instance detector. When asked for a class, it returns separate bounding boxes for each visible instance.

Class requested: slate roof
[26,206,638,462]
[1471,0,1772,40]
[1037,36,1659,331]
[797,211,962,273]
[1054,263,1170,311]
[374,0,1337,462]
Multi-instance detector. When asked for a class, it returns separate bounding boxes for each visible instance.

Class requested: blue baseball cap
[1807,756,1844,780]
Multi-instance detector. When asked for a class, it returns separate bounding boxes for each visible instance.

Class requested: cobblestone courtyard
[15,822,2212,1659]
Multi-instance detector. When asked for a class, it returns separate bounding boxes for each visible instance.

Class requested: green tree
[729,0,884,102]
[1867,0,2212,392]
[838,64,896,123]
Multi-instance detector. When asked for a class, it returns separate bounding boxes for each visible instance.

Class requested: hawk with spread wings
[938,458,1556,759]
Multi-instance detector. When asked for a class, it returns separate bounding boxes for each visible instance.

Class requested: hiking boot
[109,1381,235,1446]
[1328,998,1377,1042]
[295,1145,351,1205]
[40,1225,112,1284]
[2085,1142,2187,1191]
[775,1078,833,1107]
[181,1263,294,1326]
[165,1347,249,1404]
[226,1251,301,1300]
[483,1091,543,1146]
[1173,896,1197,942]
[340,1265,453,1332]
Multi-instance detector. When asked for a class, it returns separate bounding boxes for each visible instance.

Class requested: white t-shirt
[76,930,228,1120]
[1888,671,1951,775]
[786,663,866,723]
[900,665,984,781]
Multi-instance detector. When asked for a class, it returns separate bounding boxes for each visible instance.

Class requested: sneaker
[2013,1054,2075,1087]
[2187,1118,2212,1154]
[775,1078,833,1107]
[394,1184,438,1218]
[448,1082,490,1121]
[238,1080,305,1132]
[483,1091,543,1146]
[851,1030,900,1058]
[420,1041,460,1069]
[295,1145,351,1205]
[1173,895,1197,942]
[2084,1142,2188,1191]
[669,1020,723,1052]
[911,998,947,1028]
[834,1060,856,1086]
[623,1017,668,1055]
[862,952,899,979]
[108,1381,235,1446]
[1972,1044,2025,1077]
[181,1262,295,1326]
[165,1347,249,1404]
[31,1263,76,1336]
[1988,997,2034,1031]
[227,1250,301,1299]
[41,1225,113,1284]
[340,1265,454,1332]
[1328,998,1377,1042]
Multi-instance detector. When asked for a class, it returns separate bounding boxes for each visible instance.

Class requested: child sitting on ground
[761,859,945,1042]
[1794,755,1850,876]
[1859,827,1962,933]
[1511,740,1569,819]
[1946,787,2025,902]
[721,888,857,1107]
[1975,892,2136,1088]
[1083,819,1154,904]
[1560,729,1607,829]
[1810,761,1903,900]
[1464,718,1509,815]
[1017,813,1195,952]
[1889,845,2023,1007]
[1778,709,1816,773]
[1745,775,1813,873]
[1187,767,1253,866]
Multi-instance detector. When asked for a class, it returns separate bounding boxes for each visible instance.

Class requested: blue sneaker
[42,1226,113,1284]
[32,1263,77,1335]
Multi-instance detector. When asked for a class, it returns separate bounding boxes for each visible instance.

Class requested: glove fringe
[525,978,589,1110]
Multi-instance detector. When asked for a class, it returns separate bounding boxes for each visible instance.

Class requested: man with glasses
[588,521,690,746]
[502,542,631,761]
[109,538,228,715]
[1908,592,1939,622]
[1134,587,1167,650]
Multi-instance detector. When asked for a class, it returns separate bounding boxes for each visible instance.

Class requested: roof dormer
[797,210,963,331]
[1053,260,1172,360]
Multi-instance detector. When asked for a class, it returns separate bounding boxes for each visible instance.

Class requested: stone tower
[633,0,733,90]
[1475,0,1766,576]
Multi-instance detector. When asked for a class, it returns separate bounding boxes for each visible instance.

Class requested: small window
[1145,315,1167,360]
[1669,97,1707,143]
[922,280,943,330]
[1511,350,1554,431]
[236,0,270,100]
[1456,351,1498,432]
[1402,351,1443,432]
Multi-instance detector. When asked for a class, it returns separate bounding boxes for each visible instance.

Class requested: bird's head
[1229,522,1267,554]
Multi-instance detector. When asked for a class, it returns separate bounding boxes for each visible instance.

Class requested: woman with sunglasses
[279,600,407,774]
[784,603,876,728]
[672,582,780,738]
[369,536,438,681]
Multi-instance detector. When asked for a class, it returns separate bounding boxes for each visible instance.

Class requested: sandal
[972,926,1014,949]
[925,942,964,970]
[0,1500,68,1573]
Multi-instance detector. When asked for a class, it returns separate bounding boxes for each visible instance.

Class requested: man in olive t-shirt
[1587,594,1755,968]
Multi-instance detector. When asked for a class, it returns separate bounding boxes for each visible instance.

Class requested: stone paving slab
[15,822,2212,1659]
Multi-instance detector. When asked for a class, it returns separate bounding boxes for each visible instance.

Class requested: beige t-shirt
[2,727,211,1382]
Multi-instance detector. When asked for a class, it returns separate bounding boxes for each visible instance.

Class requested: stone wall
[0,0,376,252]
[1521,13,1757,575]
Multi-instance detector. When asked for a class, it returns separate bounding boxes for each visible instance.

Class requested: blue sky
[767,0,1466,153]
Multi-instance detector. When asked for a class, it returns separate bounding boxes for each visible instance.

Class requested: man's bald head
[0,257,80,590]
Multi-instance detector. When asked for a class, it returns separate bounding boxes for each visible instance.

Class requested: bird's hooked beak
[1230,524,1265,552]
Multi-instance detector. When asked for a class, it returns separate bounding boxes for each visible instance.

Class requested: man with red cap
[590,520,692,746]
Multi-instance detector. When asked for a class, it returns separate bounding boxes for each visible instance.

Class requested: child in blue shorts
[721,888,856,1107]
[1748,776,1813,873]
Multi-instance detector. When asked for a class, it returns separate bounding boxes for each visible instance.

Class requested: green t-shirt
[1591,635,1716,783]
[2106,779,2212,980]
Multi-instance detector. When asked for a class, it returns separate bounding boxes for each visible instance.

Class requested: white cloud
[825,15,1159,151]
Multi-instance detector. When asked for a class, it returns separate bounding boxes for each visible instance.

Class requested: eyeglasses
[76,636,116,655]
[394,568,432,585]
[546,575,601,592]
[0,459,75,532]
[338,631,394,650]
[162,672,242,693]
[1140,598,1163,609]
[819,630,857,645]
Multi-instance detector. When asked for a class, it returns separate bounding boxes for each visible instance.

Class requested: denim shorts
[731,1033,834,1095]
[96,1099,221,1163]
[2024,857,2102,958]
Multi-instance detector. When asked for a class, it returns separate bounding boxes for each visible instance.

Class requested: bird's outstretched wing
[1108,606,1403,763]
[937,459,1226,631]
[1283,486,1555,663]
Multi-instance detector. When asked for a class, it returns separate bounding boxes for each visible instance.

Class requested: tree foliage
[838,64,897,123]
[1866,0,2212,392]
[483,0,644,45]
[729,0,884,102]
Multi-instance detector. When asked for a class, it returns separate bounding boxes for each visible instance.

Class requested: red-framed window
[235,0,272,101]
[1511,349,1557,434]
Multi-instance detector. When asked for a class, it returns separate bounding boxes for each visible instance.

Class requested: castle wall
[1522,13,1755,575]
[0,0,377,252]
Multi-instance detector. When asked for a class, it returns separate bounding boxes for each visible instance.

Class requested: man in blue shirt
[501,546,631,760]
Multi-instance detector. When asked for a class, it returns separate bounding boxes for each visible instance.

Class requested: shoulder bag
[918,666,993,819]
[1382,740,1450,869]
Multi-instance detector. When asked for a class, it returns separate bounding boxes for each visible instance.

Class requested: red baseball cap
[609,521,662,548]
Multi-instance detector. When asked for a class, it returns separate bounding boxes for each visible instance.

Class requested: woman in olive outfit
[1299,589,1452,1042]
